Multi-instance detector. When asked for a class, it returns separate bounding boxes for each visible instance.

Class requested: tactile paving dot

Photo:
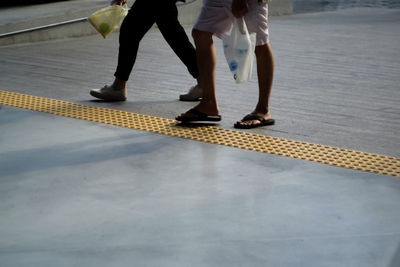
[1,90,399,178]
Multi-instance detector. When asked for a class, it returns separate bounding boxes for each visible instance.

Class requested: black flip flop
[234,114,275,129]
[176,108,221,122]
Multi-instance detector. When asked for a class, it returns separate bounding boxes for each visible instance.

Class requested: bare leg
[176,29,219,120]
[255,43,274,116]
[111,78,127,91]
[235,43,274,127]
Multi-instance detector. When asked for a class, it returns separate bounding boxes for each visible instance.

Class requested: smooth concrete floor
[1,4,400,266]
[1,105,400,267]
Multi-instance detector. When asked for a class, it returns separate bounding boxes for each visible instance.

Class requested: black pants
[114,0,199,81]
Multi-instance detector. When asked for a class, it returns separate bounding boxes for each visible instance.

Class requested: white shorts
[194,0,270,46]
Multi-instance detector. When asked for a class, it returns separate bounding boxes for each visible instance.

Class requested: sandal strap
[241,114,265,122]
[188,108,206,117]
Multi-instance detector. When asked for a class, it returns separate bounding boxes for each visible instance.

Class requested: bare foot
[176,102,219,121]
[234,112,274,129]
[175,108,221,122]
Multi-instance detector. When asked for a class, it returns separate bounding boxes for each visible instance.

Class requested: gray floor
[0,0,108,33]
[0,7,399,156]
[293,0,400,13]
[1,3,400,267]
[1,106,400,267]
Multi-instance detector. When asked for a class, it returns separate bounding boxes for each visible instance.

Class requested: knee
[119,22,143,45]
[119,20,131,41]
[255,43,272,57]
[191,29,201,40]
[192,29,213,47]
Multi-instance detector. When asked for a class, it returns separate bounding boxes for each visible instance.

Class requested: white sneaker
[179,84,202,101]
[90,85,127,101]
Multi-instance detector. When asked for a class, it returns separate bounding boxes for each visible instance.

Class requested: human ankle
[254,104,269,114]
[198,102,219,115]
[253,109,270,117]
[112,79,127,91]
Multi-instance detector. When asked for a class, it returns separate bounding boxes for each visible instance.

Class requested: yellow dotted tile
[1,90,399,178]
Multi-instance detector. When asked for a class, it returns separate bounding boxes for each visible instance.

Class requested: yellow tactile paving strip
[1,90,399,178]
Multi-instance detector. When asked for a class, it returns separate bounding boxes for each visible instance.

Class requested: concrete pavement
[0,3,400,267]
[1,104,399,267]
[1,6,399,156]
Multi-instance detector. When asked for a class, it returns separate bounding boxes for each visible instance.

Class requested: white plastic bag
[88,4,129,38]
[222,17,256,84]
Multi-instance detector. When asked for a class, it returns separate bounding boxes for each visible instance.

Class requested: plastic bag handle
[235,17,249,35]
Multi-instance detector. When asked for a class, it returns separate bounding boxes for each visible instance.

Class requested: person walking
[176,0,275,129]
[90,0,203,101]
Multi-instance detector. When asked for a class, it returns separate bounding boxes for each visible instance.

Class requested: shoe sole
[90,90,127,102]
[179,96,202,102]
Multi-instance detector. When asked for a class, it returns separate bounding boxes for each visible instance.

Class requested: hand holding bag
[222,17,256,84]
[88,4,129,38]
